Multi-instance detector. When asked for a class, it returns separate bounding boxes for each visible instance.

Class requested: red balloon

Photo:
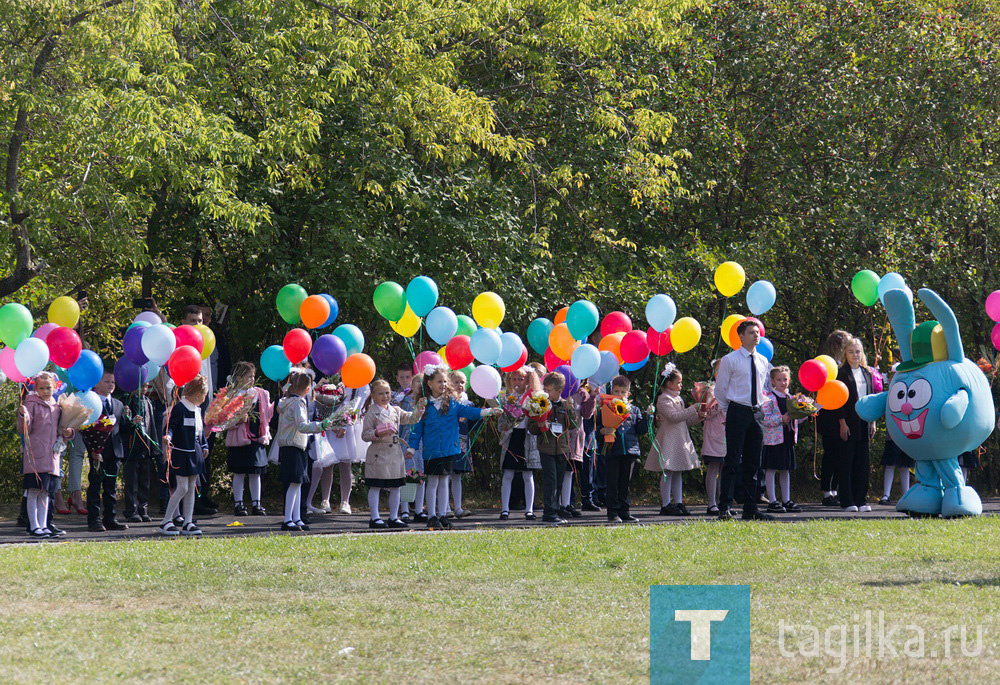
[500,346,528,372]
[167,345,202,387]
[620,330,649,364]
[600,311,632,338]
[798,359,828,392]
[46,326,82,368]
[647,326,673,356]
[544,347,568,372]
[445,335,474,370]
[283,328,313,365]
[173,325,204,354]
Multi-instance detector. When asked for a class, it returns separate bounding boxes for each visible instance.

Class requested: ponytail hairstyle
[421,366,451,414]
[287,369,313,397]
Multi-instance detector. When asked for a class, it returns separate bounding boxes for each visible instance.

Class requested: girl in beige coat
[645,366,706,516]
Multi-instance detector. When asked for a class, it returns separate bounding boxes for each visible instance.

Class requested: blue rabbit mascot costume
[856,288,993,517]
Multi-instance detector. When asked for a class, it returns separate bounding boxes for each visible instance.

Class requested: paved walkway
[2,498,997,545]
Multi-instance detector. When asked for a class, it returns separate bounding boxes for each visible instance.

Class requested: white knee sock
[779,471,791,502]
[182,476,198,524]
[232,473,245,503]
[900,468,910,493]
[388,487,401,520]
[339,462,353,506]
[523,472,535,514]
[670,470,683,504]
[501,470,514,512]
[26,489,41,531]
[561,470,573,507]
[38,491,50,529]
[426,476,441,518]
[249,474,261,502]
[882,467,895,499]
[368,487,382,521]
[415,481,425,513]
[659,475,670,507]
[765,469,777,503]
[450,474,463,512]
[437,477,449,518]
[162,477,190,524]
[307,462,324,506]
[284,483,301,523]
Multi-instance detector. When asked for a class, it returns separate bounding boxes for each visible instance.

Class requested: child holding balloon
[498,367,541,520]
[159,375,210,536]
[760,366,803,513]
[447,369,479,518]
[645,365,704,516]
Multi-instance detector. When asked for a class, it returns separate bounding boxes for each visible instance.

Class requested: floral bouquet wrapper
[521,391,552,432]
[600,395,630,443]
[787,393,821,421]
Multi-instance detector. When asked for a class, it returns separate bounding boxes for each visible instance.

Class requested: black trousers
[122,455,151,517]
[820,435,841,493]
[719,404,763,514]
[539,452,565,518]
[605,453,636,517]
[835,438,870,508]
[87,457,121,524]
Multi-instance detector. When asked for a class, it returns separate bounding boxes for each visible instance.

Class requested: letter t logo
[674,610,729,660]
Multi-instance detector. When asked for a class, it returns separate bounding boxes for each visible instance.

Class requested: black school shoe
[660,504,679,516]
[104,520,129,531]
[542,515,567,524]
[766,501,786,513]
[581,501,601,512]
[524,512,537,520]
[675,503,691,516]
[280,522,302,531]
[741,510,775,521]
[87,522,106,532]
[783,501,803,513]
[621,514,639,523]
[234,503,249,517]
[426,516,441,529]
[251,501,267,516]
[387,519,408,529]
[414,512,429,523]
[438,516,453,529]
[499,511,509,520]
[717,508,736,521]
[369,519,388,530]
[822,495,839,507]
[47,524,66,537]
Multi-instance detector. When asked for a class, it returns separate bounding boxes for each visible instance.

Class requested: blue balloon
[566,300,600,340]
[76,390,102,426]
[497,332,524,368]
[312,334,348,376]
[554,364,580,399]
[405,276,439,317]
[590,350,621,386]
[319,294,339,328]
[260,345,292,382]
[332,324,365,356]
[470,328,502,365]
[877,272,907,303]
[425,307,458,346]
[67,350,104,392]
[622,355,649,372]
[645,294,677,333]
[570,343,601,379]
[527,318,554,355]
[757,336,775,362]
[143,361,161,381]
[746,281,776,316]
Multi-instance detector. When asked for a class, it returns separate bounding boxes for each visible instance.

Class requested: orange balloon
[598,331,627,364]
[817,380,849,410]
[727,318,747,350]
[341,353,376,389]
[549,322,579,360]
[300,295,331,329]
[554,307,569,325]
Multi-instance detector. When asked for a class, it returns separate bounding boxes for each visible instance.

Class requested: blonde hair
[769,365,791,381]
[847,337,869,368]
[543,372,566,391]
[287,369,313,395]
[184,374,208,398]
[363,378,392,413]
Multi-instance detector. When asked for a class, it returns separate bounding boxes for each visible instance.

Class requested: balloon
[445,336,474,370]
[48,296,80,329]
[67,350,104,392]
[815,354,838,381]
[0,347,25,382]
[162,323,176,329]
[720,314,745,344]
[746,280,776,316]
[566,300,600,340]
[426,307,458,346]
[714,261,746,297]
[33,323,58,341]
[992,322,1000,351]
[472,292,505,329]
[727,319,747,351]
[620,330,649,364]
[622,355,649,372]
[312,334,348,376]
[260,345,292,382]
[174,325,204,355]
[670,318,702,353]
[554,364,579,399]
[591,350,620,386]
[412,350,444,376]
[195,324,216,360]
[332,324,365,356]
[128,321,152,330]
[143,361,161,381]
[123,325,148,366]
[497,332,525,368]
[14,338,49,377]
[283,328,313,365]
[141,324,177,366]
[544,347,568,372]
[47,326,83,368]
[373,281,407,322]
[527,318,554,355]
[645,294,676,333]
[987,291,1000,323]
[877,273,906,303]
[817,380,849,410]
[113,357,148,393]
[598,331,626,364]
[647,327,673,356]
[554,307,569,325]
[745,317,766,339]
[455,314,477,338]
[276,284,308,325]
[0,303,33,348]
[342,353,376,389]
[757,337,774,362]
[798,360,828,392]
[300,295,331,329]
[852,270,881,307]
[76,390,103,426]
[470,328,502,365]
[167,346,201,386]
[571,344,602,379]
[405,276,438,317]
[548,323,579,361]
[133,310,162,326]
[600,312,632,338]
[469,365,503,399]
[500,346,528,373]
[389,304,421,338]
[319,294,339,328]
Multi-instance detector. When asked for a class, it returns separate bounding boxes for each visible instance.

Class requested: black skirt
[959,450,980,470]
[761,441,796,471]
[227,444,267,475]
[279,446,309,484]
[170,447,204,478]
[365,477,405,488]
[22,472,59,494]
[881,438,914,467]
[501,428,531,471]
[424,455,455,476]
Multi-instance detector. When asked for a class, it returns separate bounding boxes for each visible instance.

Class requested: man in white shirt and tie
[714,320,774,521]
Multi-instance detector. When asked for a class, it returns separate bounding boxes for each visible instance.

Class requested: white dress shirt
[715,347,772,413]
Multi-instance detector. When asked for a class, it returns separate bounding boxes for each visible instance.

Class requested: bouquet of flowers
[325,395,363,431]
[692,381,717,412]
[499,391,526,420]
[787,392,821,420]
[521,391,552,432]
[204,386,257,433]
[313,382,346,420]
[56,394,92,457]
[81,415,116,460]
[600,394,630,443]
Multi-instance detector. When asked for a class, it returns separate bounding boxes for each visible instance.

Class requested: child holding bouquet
[401,374,427,522]
[526,372,578,524]
[159,375,210,536]
[221,361,273,516]
[696,369,726,515]
[645,365,705,516]
[598,376,648,523]
[498,368,541,520]
[761,366,805,513]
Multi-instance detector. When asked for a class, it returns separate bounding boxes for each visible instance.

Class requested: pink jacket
[700,404,726,458]
[16,394,63,477]
[761,391,800,446]
[224,388,273,447]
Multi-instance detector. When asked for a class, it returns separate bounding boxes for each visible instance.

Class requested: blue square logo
[650,585,751,685]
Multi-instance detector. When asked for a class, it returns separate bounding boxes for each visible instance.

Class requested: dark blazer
[166,402,209,460]
[816,365,873,441]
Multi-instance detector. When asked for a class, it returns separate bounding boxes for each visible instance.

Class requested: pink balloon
[746,317,766,339]
[600,311,632,338]
[798,359,828,392]
[992,322,1000,351]
[173,325,204,354]
[988,291,1000,323]
[544,347,568,372]
[0,347,26,383]
[619,330,649,364]
[47,326,83,368]
[33,323,59,342]
[412,350,444,376]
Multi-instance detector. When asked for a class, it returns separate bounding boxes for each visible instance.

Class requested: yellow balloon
[390,304,421,338]
[720,314,745,344]
[438,346,448,368]
[670,317,702,353]
[714,261,746,298]
[48,296,80,329]
[195,324,216,360]
[472,291,505,329]
[815,354,838,381]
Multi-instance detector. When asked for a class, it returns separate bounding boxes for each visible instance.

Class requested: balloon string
[710,297,728,372]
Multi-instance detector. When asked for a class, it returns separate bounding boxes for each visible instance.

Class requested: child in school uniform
[645,365,705,516]
[447,370,479,518]
[391,364,421,522]
[121,381,160,523]
[328,383,370,514]
[760,366,803,513]
[275,370,331,531]
[498,367,541,521]
[562,381,597,518]
[527,372,579,525]
[696,367,726,515]
[598,375,648,523]
[159,375,210,536]
[225,361,273,516]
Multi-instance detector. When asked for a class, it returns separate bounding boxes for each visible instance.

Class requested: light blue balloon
[567,300,600,340]
[76,390,103,425]
[141,323,176,366]
[14,337,50,377]
[746,281,776,316]
[143,361,162,380]
[470,328,502,365]
[425,307,458,346]
[332,324,365,356]
[497,332,524,367]
[570,343,601,379]
[527,318,554,355]
[645,294,677,333]
[878,272,907,303]
[67,350,104,392]
[622,355,649,372]
[260,345,292,382]
[757,336,774,362]
[405,276,439,317]
[590,350,621,386]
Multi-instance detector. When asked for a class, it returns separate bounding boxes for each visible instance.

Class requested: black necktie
[104,398,112,416]
[749,352,758,407]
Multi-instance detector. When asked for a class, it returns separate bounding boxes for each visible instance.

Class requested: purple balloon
[554,364,580,399]
[114,357,149,393]
[34,323,59,341]
[312,334,348,376]
[133,310,162,325]
[123,325,149,365]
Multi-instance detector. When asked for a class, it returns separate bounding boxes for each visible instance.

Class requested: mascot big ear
[857,393,887,422]
[883,289,915,363]
[918,289,964,362]
[941,389,970,430]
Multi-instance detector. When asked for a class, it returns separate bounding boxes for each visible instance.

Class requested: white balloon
[469,365,502,399]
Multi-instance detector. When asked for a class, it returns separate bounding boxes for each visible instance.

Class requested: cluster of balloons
[851,270,913,307]
[719,314,774,361]
[276,284,339,328]
[118,310,217,391]
[797,355,848,410]
[0,297,87,384]
[986,290,1000,350]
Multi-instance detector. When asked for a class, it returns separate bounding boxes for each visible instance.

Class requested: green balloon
[162,322,176,329]
[851,270,880,307]
[276,283,308,325]
[457,363,475,383]
[0,302,33,348]
[373,281,406,321]
[455,314,477,338]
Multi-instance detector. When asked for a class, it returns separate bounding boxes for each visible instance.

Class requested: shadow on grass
[862,578,1000,587]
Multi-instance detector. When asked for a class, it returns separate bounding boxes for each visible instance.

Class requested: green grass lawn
[1,519,998,682]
